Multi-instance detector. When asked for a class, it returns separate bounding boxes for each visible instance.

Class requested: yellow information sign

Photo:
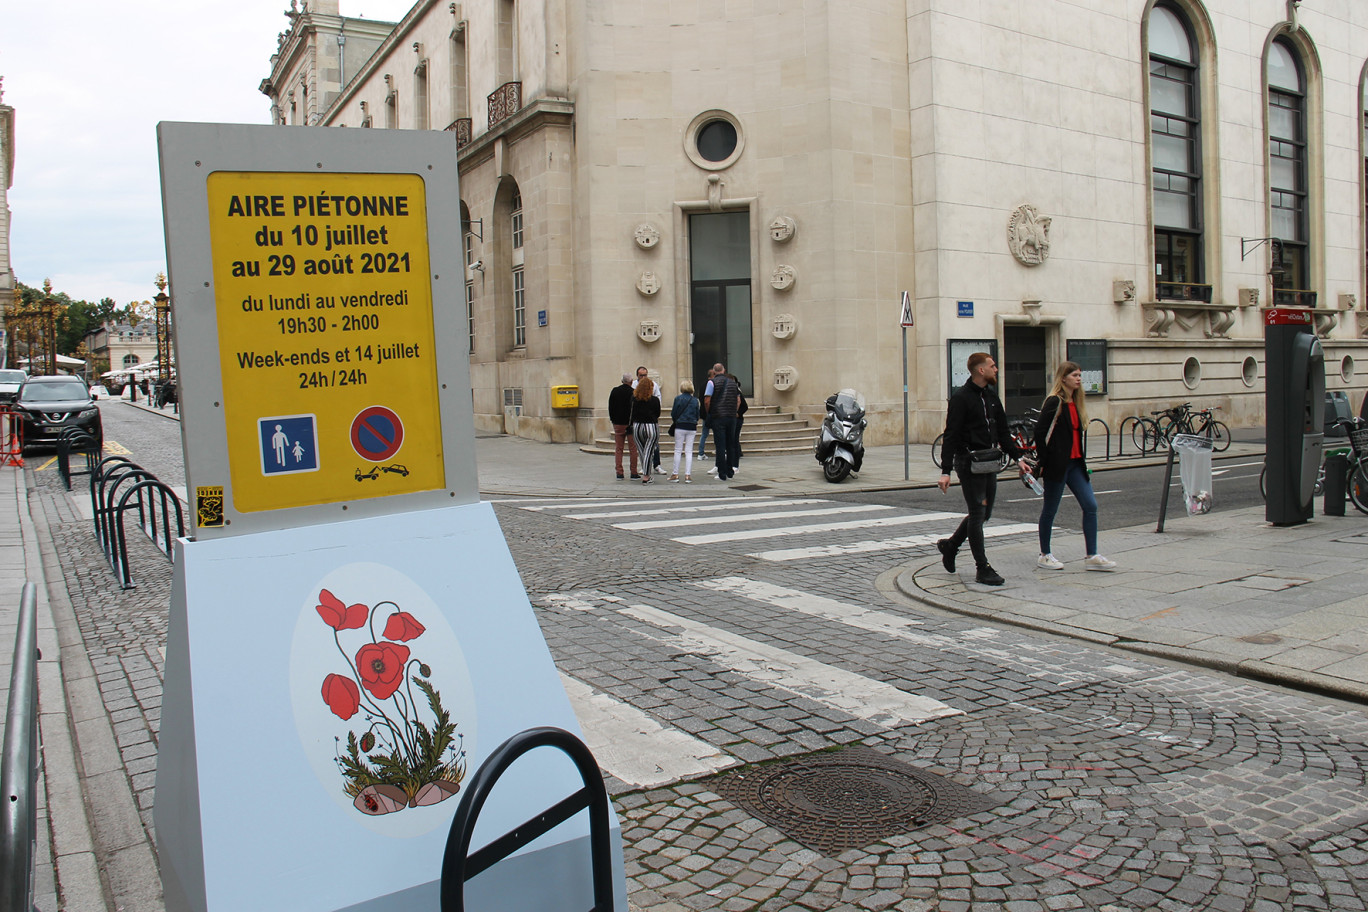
[206,171,443,512]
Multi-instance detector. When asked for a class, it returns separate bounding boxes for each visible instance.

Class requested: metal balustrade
[0,583,39,912]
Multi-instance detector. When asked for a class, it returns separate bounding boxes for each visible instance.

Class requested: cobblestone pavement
[33,405,1368,910]
[497,498,1368,911]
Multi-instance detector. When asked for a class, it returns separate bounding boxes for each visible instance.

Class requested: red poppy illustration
[317,589,466,816]
[355,641,411,700]
[382,611,426,642]
[321,673,361,721]
[317,589,368,630]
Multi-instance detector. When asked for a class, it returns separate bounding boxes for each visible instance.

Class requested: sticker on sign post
[259,414,320,475]
[350,405,405,462]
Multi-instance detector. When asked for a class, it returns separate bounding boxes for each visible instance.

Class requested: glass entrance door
[689,212,752,395]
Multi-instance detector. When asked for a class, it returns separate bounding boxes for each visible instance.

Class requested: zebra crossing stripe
[750,522,1038,561]
[517,496,736,510]
[566,498,830,520]
[673,511,962,545]
[695,577,1092,685]
[559,673,734,788]
[613,601,961,726]
[613,504,891,531]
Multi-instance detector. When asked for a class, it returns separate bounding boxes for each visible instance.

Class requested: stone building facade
[1,80,15,361]
[262,0,1368,445]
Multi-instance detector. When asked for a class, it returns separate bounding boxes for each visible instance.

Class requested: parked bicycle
[931,408,1039,472]
[1131,402,1231,453]
[1259,418,1368,514]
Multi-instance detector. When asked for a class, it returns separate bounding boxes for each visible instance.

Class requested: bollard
[1323,453,1348,516]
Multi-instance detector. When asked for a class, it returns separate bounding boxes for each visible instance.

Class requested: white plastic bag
[1173,434,1214,515]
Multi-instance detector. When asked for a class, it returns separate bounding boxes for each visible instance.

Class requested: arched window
[1148,3,1204,298]
[122,354,140,368]
[1268,38,1309,298]
[511,188,525,347]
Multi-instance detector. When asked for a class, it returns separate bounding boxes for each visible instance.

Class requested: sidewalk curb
[17,474,109,912]
[892,559,1368,706]
[28,476,165,911]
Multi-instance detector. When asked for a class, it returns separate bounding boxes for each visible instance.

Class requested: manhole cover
[731,484,769,492]
[710,746,1001,855]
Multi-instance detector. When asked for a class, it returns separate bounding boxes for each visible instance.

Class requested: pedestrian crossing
[501,495,1036,562]
[545,578,1143,789]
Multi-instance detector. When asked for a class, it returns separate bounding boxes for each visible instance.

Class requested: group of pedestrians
[611,351,1113,581]
[936,352,1116,586]
[609,362,746,484]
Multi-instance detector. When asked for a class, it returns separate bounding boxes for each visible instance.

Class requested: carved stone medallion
[637,321,661,343]
[768,216,796,243]
[770,265,796,291]
[636,271,660,296]
[771,314,797,340]
[634,223,660,249]
[1007,205,1051,266]
[772,366,798,392]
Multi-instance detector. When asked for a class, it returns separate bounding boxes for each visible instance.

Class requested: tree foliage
[12,282,155,356]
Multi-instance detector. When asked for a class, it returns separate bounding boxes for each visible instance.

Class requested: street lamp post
[41,279,58,377]
[154,273,172,386]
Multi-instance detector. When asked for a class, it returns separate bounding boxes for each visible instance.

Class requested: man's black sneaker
[976,566,1004,586]
[936,538,956,573]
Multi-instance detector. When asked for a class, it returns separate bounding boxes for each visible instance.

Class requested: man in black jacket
[608,373,639,479]
[936,353,1027,585]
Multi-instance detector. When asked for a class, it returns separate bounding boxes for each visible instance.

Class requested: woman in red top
[1034,362,1116,571]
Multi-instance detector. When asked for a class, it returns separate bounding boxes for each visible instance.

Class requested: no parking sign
[350,406,404,462]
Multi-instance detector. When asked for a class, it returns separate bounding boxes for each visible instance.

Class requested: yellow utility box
[551,385,579,408]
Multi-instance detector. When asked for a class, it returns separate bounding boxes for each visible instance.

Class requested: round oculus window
[696,119,738,163]
[685,110,745,170]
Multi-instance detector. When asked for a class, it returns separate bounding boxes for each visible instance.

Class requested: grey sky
[2,0,412,306]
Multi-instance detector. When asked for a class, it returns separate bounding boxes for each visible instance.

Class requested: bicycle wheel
[1259,464,1266,500]
[931,433,944,469]
[1349,462,1368,515]
[1130,419,1151,452]
[1207,420,1231,452]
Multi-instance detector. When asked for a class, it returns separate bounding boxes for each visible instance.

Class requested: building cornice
[326,0,443,120]
[455,98,575,169]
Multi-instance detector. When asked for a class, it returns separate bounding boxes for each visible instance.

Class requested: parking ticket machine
[1265,308,1324,525]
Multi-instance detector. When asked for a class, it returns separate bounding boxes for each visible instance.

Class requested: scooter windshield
[831,389,865,421]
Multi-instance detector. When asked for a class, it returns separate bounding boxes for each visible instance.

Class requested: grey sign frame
[158,122,476,539]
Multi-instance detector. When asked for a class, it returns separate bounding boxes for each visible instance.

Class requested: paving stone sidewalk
[896,504,1368,703]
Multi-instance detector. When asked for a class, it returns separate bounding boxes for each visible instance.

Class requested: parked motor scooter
[814,389,866,482]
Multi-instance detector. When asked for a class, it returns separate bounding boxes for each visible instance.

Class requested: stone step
[582,408,817,456]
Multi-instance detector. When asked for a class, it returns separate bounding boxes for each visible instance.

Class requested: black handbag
[968,448,1002,474]
[667,422,676,437]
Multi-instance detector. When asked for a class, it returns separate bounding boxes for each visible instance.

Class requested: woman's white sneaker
[1084,554,1117,571]
[1037,553,1064,570]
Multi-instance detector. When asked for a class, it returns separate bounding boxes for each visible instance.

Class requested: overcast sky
[2,0,414,306]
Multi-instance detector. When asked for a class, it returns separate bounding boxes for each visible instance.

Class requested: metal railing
[90,456,185,589]
[440,726,613,912]
[487,82,522,128]
[447,117,473,149]
[1155,281,1213,303]
[0,582,40,912]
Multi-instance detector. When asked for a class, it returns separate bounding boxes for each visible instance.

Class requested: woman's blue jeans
[1038,460,1099,556]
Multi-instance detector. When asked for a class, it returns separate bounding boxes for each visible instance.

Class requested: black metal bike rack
[56,426,100,491]
[89,455,184,589]
[439,726,614,912]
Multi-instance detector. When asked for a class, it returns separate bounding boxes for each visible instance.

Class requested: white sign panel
[156,504,626,912]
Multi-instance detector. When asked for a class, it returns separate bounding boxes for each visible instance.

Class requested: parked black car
[12,376,102,451]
